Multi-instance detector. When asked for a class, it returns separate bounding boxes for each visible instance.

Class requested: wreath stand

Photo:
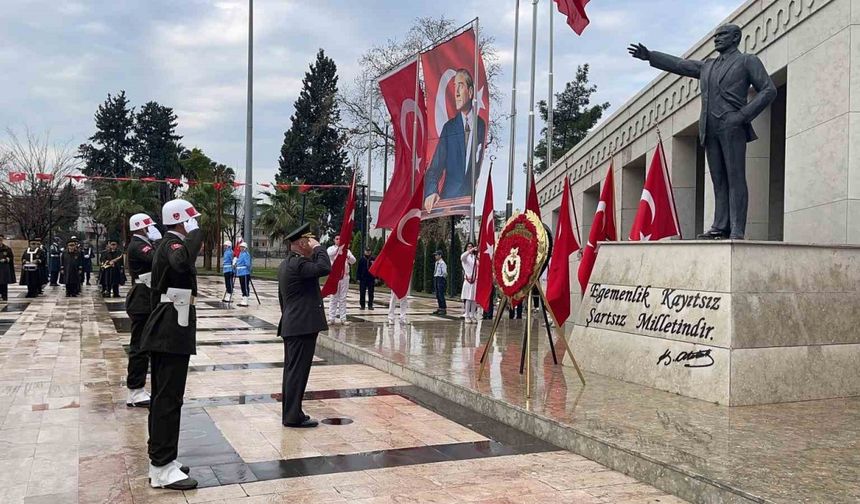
[477,282,586,398]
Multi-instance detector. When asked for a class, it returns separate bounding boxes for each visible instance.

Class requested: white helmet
[129,213,156,232]
[239,242,248,248]
[162,199,201,225]
[223,240,232,247]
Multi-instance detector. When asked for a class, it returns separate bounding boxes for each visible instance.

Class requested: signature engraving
[657,348,714,368]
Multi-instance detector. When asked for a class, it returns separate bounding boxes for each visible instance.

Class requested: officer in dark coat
[48,237,61,286]
[278,223,331,428]
[357,248,376,310]
[100,239,124,297]
[60,239,84,297]
[81,241,94,285]
[20,238,45,298]
[0,235,15,301]
[139,199,202,491]
[125,213,162,408]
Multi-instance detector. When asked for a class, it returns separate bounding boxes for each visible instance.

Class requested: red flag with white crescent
[35,173,54,181]
[420,28,490,217]
[321,173,357,297]
[377,59,428,229]
[475,174,496,311]
[577,164,616,293]
[628,140,681,242]
[546,176,581,324]
[554,0,591,35]
[370,175,425,299]
[8,172,26,183]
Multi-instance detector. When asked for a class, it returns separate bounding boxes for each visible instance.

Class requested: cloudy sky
[0,0,738,213]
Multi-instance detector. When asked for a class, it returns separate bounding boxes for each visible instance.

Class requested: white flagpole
[470,19,480,242]
[505,0,521,220]
[526,0,539,193]
[547,0,554,171]
[410,54,420,195]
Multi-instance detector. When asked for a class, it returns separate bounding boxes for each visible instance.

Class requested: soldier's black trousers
[359,280,374,309]
[49,270,59,286]
[282,334,318,425]
[127,314,150,390]
[0,284,7,300]
[148,351,189,467]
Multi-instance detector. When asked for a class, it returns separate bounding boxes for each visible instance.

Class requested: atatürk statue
[629,25,776,240]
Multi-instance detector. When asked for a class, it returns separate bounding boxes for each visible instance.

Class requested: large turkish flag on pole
[370,176,425,299]
[475,174,496,311]
[629,139,682,241]
[546,176,580,324]
[577,164,616,293]
[554,0,591,35]
[421,28,490,216]
[376,59,428,229]
[321,173,357,297]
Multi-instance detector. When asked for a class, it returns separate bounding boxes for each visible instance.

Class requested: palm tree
[257,188,324,244]
[92,181,159,244]
[185,184,238,270]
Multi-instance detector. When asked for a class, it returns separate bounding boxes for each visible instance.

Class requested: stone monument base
[571,241,860,406]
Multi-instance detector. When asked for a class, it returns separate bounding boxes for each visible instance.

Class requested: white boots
[238,296,248,307]
[149,460,197,490]
[126,388,151,407]
[222,292,232,303]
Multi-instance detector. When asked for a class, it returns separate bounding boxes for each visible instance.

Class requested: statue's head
[713,24,742,53]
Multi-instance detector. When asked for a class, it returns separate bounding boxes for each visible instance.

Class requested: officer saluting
[140,199,203,490]
[125,213,162,408]
[278,223,331,428]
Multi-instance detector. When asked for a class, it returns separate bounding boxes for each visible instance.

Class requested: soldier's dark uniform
[140,228,203,469]
[278,224,331,427]
[0,240,15,301]
[126,234,157,397]
[100,247,124,297]
[20,242,45,298]
[60,245,83,297]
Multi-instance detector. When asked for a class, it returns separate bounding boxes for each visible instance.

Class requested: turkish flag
[166,177,181,186]
[141,177,157,183]
[233,181,245,189]
[526,177,541,219]
[475,174,496,311]
[377,59,428,229]
[629,140,681,241]
[8,172,26,183]
[35,173,54,181]
[577,164,616,293]
[321,173,357,297]
[370,175,425,299]
[421,28,490,215]
[554,0,591,35]
[546,176,581,324]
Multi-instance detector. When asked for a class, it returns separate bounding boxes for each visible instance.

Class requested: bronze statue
[629,24,776,240]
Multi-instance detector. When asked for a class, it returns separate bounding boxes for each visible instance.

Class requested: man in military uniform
[48,237,61,286]
[0,235,15,302]
[100,239,124,297]
[278,223,331,428]
[20,238,45,298]
[60,239,84,297]
[140,199,202,490]
[125,213,162,408]
[81,241,94,286]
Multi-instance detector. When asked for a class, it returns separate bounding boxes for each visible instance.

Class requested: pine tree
[533,64,610,174]
[133,101,184,204]
[278,49,350,235]
[78,91,135,177]
[349,231,362,282]
[423,240,436,293]
[449,233,463,297]
[412,238,425,294]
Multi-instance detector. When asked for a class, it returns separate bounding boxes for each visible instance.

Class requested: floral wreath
[493,211,549,303]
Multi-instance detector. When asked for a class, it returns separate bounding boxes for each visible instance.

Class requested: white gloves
[184,217,199,232]
[146,226,163,241]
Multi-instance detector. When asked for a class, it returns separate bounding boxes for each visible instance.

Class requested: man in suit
[140,199,202,490]
[278,223,331,429]
[424,68,487,213]
[629,24,776,240]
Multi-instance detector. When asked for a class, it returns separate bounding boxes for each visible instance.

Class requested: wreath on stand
[493,211,549,305]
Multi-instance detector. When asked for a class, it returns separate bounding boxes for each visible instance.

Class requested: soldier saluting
[140,199,203,490]
[125,213,162,408]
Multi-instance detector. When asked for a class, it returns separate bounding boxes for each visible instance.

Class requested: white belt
[159,288,195,327]
[137,272,152,288]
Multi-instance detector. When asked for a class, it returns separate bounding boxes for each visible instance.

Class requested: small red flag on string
[166,178,181,186]
[141,177,157,182]
[8,172,26,183]
[35,173,54,181]
[259,182,271,188]
[232,181,244,189]
[68,175,87,182]
[299,184,311,193]
[212,182,226,191]
[276,184,291,191]
[187,180,198,187]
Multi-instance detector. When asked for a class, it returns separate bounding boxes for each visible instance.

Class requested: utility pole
[243,0,254,244]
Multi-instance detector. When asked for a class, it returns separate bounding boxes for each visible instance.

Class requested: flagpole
[547,0,554,170]
[243,0,254,245]
[470,18,480,242]
[525,0,539,197]
[506,0,521,220]
[366,84,375,247]
[411,53,420,195]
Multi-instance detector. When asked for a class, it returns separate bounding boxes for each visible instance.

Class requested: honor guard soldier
[100,239,124,297]
[140,199,202,490]
[0,235,15,302]
[48,237,61,286]
[60,238,84,297]
[20,238,45,298]
[278,223,331,428]
[125,213,162,408]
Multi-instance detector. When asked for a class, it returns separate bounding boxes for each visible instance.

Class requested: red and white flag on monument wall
[554,0,591,35]
[377,59,428,230]
[577,164,616,293]
[475,174,496,311]
[546,176,580,324]
[628,139,681,241]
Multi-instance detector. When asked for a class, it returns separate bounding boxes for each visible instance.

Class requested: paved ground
[0,276,688,503]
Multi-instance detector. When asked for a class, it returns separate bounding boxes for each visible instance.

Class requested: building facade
[538,0,859,245]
